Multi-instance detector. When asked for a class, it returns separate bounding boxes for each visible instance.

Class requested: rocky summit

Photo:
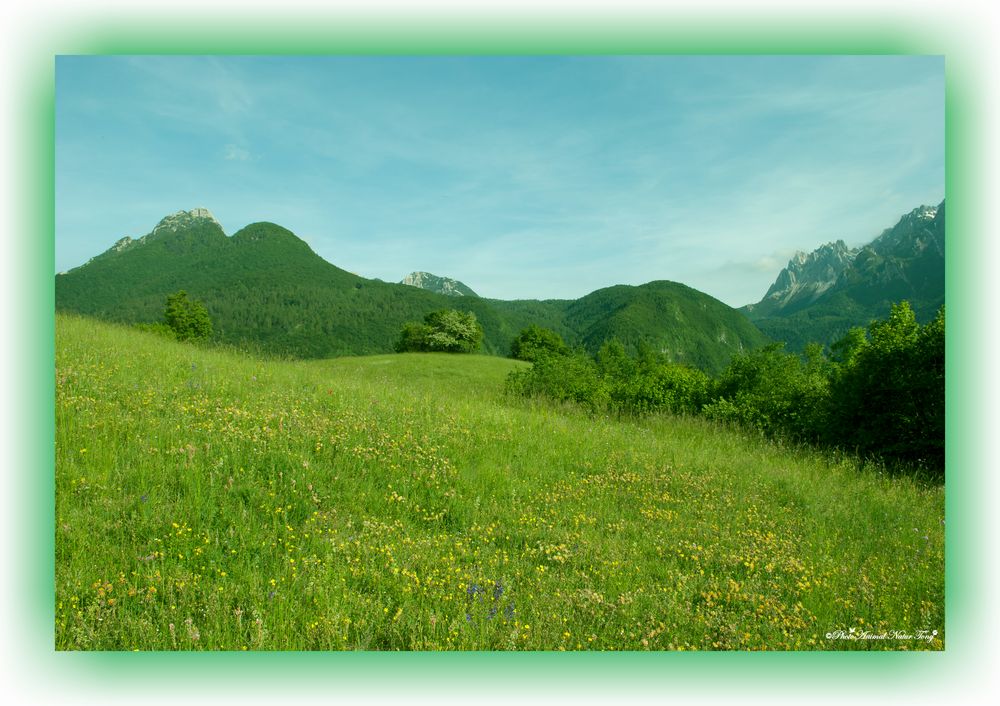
[400,271,478,297]
[752,240,860,317]
[151,207,223,236]
[743,200,944,350]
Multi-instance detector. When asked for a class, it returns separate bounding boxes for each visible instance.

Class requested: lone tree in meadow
[164,290,213,342]
[396,309,484,353]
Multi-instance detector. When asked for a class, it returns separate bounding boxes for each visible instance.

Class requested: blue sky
[55,55,943,306]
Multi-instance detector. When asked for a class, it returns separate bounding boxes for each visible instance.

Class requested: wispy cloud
[56,56,944,305]
[223,144,252,162]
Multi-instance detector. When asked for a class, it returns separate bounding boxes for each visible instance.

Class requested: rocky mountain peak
[870,203,944,259]
[761,239,860,305]
[400,271,478,297]
[151,207,223,236]
[744,199,945,329]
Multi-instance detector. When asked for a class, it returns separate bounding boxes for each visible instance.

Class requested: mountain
[745,240,860,319]
[56,208,771,372]
[400,271,478,297]
[564,281,769,372]
[743,201,945,350]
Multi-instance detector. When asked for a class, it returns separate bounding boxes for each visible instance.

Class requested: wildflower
[184,617,200,642]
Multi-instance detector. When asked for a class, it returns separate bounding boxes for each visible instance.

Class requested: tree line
[505,302,944,478]
[137,293,944,477]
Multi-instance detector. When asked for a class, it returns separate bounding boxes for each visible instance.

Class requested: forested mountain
[743,201,945,350]
[564,282,769,373]
[56,208,769,371]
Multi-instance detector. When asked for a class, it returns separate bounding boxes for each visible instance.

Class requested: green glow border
[26,13,977,701]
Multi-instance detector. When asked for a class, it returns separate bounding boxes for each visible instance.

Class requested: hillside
[744,201,945,350]
[55,209,769,372]
[565,281,770,372]
[55,314,944,650]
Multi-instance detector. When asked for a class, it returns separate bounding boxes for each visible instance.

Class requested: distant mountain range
[742,201,945,350]
[400,271,478,297]
[56,200,944,366]
[55,209,768,372]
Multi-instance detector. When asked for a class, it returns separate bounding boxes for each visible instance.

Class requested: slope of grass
[55,314,944,651]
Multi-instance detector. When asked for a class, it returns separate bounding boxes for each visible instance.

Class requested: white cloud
[223,144,252,162]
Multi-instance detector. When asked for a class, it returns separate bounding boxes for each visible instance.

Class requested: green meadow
[55,313,944,651]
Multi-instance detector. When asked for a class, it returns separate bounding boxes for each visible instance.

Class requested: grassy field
[55,314,945,651]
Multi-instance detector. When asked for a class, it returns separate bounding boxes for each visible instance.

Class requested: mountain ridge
[55,208,769,372]
[743,200,945,350]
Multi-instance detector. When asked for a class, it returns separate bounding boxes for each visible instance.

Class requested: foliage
[508,302,944,477]
[610,358,712,416]
[825,302,944,472]
[509,325,568,362]
[163,290,213,342]
[506,349,608,412]
[507,338,711,417]
[703,343,830,442]
[396,309,484,354]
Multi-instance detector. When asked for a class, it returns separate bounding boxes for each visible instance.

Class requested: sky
[55,55,944,306]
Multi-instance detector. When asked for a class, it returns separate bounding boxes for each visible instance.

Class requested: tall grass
[55,314,944,650]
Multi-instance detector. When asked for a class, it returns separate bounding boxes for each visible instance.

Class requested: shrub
[826,302,944,472]
[611,362,711,416]
[510,325,568,362]
[506,350,608,412]
[396,309,484,353]
[163,290,213,342]
[504,301,944,478]
[703,343,829,442]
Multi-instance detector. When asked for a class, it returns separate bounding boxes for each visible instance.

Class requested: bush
[702,343,829,442]
[826,302,944,472]
[612,362,711,416]
[510,325,568,362]
[395,322,431,353]
[506,350,608,412]
[163,290,213,342]
[396,309,484,353]
[503,302,944,478]
[508,338,709,417]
